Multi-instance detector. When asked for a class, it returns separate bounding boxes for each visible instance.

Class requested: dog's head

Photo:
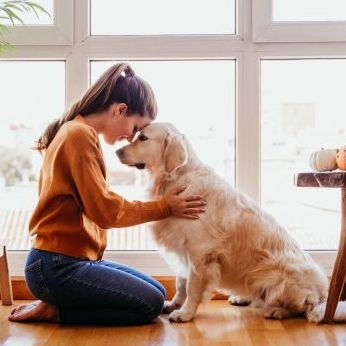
[116,122,188,174]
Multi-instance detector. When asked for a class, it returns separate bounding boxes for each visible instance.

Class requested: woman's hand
[164,185,207,219]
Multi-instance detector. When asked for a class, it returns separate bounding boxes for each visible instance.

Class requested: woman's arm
[63,125,172,228]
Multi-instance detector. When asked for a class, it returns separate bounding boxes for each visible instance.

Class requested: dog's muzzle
[116,149,146,169]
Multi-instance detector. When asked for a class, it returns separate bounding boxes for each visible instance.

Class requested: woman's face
[103,103,152,145]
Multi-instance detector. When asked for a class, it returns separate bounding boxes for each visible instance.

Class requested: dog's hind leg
[162,276,187,314]
[169,269,207,323]
[263,305,302,319]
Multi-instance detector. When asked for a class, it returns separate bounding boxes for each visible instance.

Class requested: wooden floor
[1,300,346,346]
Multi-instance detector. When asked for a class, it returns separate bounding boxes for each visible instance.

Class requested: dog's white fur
[117,122,345,323]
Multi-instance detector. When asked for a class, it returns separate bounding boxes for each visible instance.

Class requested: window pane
[261,59,346,250]
[2,0,53,25]
[90,0,236,35]
[0,61,65,250]
[273,0,346,22]
[91,60,236,250]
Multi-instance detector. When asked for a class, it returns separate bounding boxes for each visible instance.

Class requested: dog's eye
[138,134,148,141]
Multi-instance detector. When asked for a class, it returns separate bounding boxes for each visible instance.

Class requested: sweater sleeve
[63,125,171,229]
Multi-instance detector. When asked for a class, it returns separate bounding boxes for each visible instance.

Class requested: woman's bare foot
[8,300,59,322]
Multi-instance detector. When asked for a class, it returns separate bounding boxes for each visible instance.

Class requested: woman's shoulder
[57,119,100,152]
[64,118,95,136]
[60,119,97,142]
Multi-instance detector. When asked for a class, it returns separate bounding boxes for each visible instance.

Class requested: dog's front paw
[162,301,181,314]
[168,310,194,323]
[228,295,251,306]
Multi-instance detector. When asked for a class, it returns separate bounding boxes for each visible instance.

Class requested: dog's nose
[116,149,124,158]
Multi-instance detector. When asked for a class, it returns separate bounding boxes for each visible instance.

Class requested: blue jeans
[25,248,166,325]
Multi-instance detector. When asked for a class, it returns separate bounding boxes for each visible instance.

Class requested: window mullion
[236,47,261,201]
[64,0,90,109]
[66,53,89,109]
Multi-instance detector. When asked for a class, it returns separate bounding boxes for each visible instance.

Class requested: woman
[8,63,206,325]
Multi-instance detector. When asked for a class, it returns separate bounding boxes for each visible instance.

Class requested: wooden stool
[0,244,13,305]
[295,171,346,323]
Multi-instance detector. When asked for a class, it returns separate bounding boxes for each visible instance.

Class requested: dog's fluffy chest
[150,172,200,251]
[151,218,190,276]
[148,170,218,275]
[151,218,189,253]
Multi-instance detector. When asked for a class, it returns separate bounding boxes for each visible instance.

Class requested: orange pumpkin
[336,146,346,170]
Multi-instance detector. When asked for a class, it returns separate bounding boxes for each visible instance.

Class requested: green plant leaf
[0,38,13,56]
[4,3,24,12]
[27,4,38,19]
[0,7,15,24]
[5,3,23,12]
[7,1,32,13]
[25,1,50,17]
[1,7,24,24]
[0,22,10,32]
[19,3,30,12]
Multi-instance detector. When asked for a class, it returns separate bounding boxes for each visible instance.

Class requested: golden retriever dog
[116,122,345,323]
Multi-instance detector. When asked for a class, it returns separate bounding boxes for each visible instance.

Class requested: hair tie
[124,65,135,78]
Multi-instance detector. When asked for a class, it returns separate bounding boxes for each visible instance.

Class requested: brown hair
[34,62,157,153]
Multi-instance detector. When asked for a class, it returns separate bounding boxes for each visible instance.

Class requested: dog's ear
[164,134,188,173]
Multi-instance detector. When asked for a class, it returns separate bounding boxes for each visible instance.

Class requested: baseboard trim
[2,276,228,301]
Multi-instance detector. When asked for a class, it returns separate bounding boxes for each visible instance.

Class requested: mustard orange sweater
[29,115,171,260]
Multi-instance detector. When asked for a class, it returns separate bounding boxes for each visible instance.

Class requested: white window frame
[1,0,342,277]
[1,0,73,45]
[252,0,346,42]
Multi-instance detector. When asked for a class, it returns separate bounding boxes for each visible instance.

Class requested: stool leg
[324,188,346,323]
[340,281,346,301]
[0,245,13,305]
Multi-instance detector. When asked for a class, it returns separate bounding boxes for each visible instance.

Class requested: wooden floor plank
[1,300,345,346]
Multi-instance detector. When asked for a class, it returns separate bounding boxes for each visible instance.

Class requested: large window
[261,59,345,250]
[90,0,236,35]
[0,61,65,250]
[1,0,343,275]
[273,0,346,22]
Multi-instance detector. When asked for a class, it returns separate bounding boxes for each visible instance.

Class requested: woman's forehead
[136,115,152,128]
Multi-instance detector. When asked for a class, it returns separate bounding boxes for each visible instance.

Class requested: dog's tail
[307,301,346,323]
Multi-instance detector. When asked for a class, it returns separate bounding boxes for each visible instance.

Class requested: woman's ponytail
[34,62,155,153]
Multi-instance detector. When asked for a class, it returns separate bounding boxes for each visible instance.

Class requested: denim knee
[156,281,167,300]
[146,290,165,321]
